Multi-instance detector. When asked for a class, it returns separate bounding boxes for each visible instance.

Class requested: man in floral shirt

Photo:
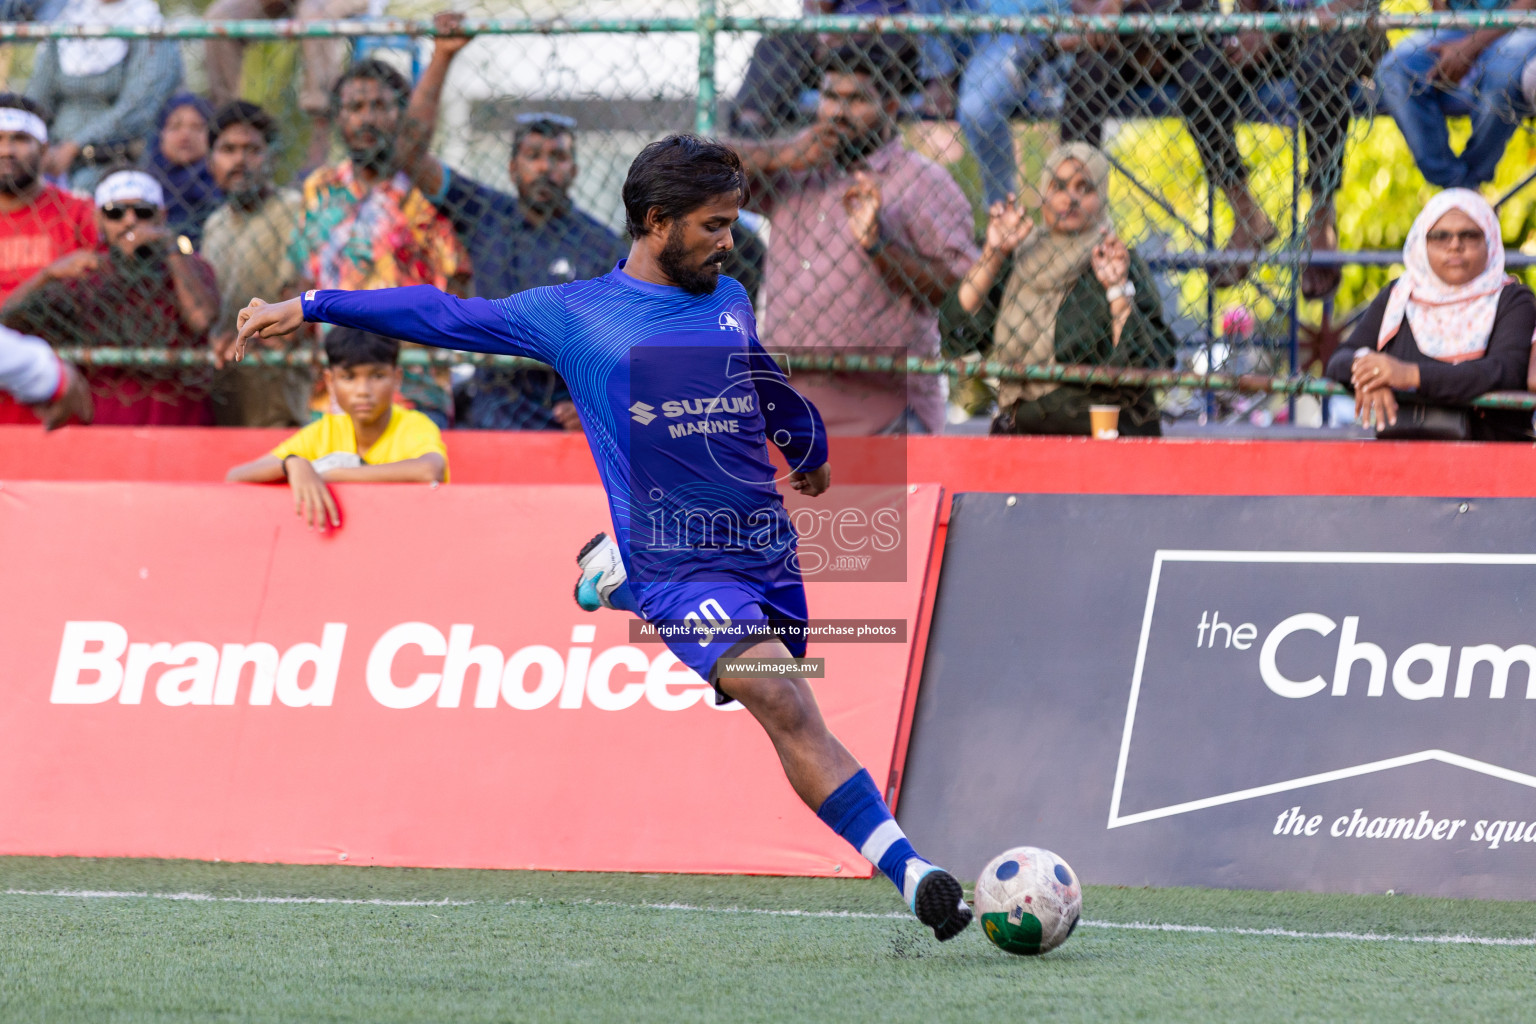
[289,59,469,427]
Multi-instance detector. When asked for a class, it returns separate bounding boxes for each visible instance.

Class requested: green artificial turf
[1,856,1532,1023]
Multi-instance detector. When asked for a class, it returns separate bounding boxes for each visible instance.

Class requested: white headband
[0,107,47,144]
[94,170,164,209]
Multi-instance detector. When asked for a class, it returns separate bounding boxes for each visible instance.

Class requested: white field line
[5,889,1534,947]
[2,889,480,907]
[1085,919,1536,947]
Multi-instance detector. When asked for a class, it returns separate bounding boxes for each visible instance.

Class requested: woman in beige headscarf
[941,142,1177,436]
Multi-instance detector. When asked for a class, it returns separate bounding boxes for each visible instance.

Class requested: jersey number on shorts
[684,597,732,647]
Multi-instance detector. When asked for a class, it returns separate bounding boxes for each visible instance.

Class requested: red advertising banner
[10,425,1536,498]
[0,481,939,875]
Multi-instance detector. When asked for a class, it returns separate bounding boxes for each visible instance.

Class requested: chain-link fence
[4,8,1536,434]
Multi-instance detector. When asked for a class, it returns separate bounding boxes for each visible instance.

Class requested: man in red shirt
[2,169,220,426]
[0,93,96,423]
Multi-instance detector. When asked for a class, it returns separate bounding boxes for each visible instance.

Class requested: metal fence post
[696,0,718,134]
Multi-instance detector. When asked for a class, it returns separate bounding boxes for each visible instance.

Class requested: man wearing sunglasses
[399,12,626,431]
[0,168,220,424]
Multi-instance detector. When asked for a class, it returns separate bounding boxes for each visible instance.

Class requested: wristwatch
[1105,281,1136,303]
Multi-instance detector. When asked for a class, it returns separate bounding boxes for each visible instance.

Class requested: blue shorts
[642,578,808,704]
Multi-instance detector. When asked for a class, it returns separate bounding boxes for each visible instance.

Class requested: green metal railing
[15,10,1536,417]
[48,347,1536,411]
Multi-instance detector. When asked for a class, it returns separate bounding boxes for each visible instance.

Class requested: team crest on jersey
[718,311,745,334]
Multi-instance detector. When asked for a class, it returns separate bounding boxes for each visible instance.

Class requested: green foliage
[240,40,321,183]
[1101,112,1536,342]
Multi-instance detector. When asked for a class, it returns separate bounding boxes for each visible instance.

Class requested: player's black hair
[325,327,400,369]
[329,59,411,117]
[211,100,278,147]
[0,92,50,124]
[622,133,746,239]
[823,35,924,99]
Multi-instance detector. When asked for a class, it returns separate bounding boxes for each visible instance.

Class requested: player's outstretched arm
[235,287,545,364]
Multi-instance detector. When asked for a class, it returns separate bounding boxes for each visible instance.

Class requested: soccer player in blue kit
[233,134,973,941]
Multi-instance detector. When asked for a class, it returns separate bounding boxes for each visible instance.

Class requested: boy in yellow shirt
[227,327,448,529]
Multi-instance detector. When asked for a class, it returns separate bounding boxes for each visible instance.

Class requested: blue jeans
[958,34,1051,204]
[913,0,976,82]
[1378,29,1536,189]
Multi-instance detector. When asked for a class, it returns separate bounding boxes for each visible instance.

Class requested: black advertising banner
[899,494,1536,900]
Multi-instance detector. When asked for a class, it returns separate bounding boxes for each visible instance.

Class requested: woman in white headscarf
[25,0,182,191]
[941,142,1178,436]
[1325,188,1535,441]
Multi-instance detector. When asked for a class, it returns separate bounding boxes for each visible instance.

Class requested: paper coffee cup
[1089,404,1120,440]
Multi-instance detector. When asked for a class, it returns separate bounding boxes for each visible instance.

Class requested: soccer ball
[974,846,1082,955]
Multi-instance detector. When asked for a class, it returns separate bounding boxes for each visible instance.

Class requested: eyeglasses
[1425,229,1486,247]
[100,202,158,221]
[515,111,577,130]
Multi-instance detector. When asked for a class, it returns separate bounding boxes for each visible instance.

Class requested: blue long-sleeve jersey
[302,265,828,610]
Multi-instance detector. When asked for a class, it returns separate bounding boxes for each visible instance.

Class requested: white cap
[0,107,47,144]
[93,170,165,210]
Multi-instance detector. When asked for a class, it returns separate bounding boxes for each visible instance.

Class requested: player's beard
[658,221,727,295]
[0,156,39,195]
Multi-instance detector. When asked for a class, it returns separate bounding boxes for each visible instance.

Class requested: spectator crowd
[1,1,1536,441]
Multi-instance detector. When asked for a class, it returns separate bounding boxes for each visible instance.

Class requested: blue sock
[816,768,938,911]
[609,580,639,614]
